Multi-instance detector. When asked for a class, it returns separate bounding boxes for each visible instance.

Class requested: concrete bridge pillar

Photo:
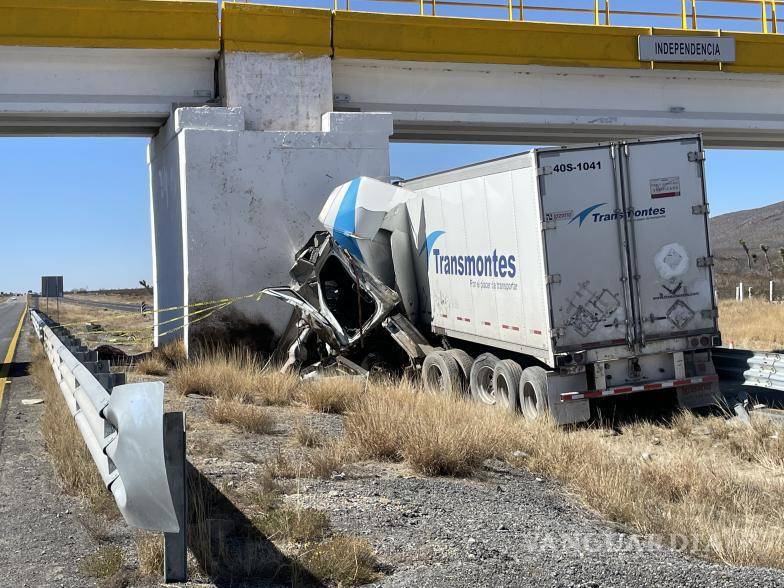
[149,52,392,351]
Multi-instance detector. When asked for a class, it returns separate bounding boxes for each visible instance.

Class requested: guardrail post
[163,412,187,583]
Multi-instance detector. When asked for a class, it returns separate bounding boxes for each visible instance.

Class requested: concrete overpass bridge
[3,0,784,346]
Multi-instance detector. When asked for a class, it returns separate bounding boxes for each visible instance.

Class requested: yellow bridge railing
[240,0,782,34]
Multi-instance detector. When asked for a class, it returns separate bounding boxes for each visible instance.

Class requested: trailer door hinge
[701,309,719,319]
[537,165,553,176]
[688,150,706,162]
[541,220,556,230]
[551,327,566,339]
[692,204,709,215]
[546,274,562,285]
[696,256,714,268]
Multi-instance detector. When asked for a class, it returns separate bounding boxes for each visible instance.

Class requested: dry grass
[263,442,353,480]
[135,340,187,376]
[293,421,325,448]
[31,339,116,517]
[718,299,784,351]
[170,348,298,405]
[188,435,225,457]
[135,356,169,376]
[155,339,187,367]
[79,544,123,579]
[345,378,517,476]
[511,415,784,568]
[205,399,275,434]
[305,441,354,478]
[51,299,152,354]
[299,376,366,414]
[254,506,330,543]
[300,535,379,586]
[134,532,163,578]
[340,374,784,568]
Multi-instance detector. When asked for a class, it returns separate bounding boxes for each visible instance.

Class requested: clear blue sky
[1,138,783,293]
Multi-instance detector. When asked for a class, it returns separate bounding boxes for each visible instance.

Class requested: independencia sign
[638,36,735,63]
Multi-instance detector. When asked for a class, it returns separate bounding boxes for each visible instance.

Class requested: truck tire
[422,351,463,396]
[445,349,474,393]
[520,366,549,421]
[469,353,500,405]
[493,359,523,412]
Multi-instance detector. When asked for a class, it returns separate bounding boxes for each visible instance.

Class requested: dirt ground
[43,299,152,355]
[144,373,784,588]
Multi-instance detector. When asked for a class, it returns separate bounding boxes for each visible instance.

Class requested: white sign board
[638,36,735,62]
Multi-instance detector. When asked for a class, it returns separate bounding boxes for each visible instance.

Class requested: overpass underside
[4,0,784,347]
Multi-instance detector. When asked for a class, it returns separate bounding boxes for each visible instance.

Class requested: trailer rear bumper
[560,374,719,402]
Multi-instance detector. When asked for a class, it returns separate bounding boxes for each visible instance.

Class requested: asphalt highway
[0,298,26,407]
[60,295,140,312]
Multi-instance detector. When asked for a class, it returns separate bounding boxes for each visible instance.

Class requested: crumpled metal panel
[104,382,179,532]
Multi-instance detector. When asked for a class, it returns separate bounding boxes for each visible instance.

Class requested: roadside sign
[41,276,64,298]
[638,35,735,63]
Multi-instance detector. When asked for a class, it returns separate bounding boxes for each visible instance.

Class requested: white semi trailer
[265,135,721,425]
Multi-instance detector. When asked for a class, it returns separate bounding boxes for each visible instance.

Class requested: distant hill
[708,201,784,298]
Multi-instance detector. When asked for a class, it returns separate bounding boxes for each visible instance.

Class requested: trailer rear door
[621,137,717,344]
[537,145,634,352]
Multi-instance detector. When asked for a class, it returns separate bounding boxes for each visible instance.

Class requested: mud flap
[676,381,721,409]
[546,372,590,425]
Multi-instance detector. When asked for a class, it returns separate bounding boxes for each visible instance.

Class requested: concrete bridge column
[149,52,392,351]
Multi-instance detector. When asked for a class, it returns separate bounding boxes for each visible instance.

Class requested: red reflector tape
[511,326,520,331]
[483,321,491,326]
[502,325,510,330]
[532,329,542,335]
[560,375,718,402]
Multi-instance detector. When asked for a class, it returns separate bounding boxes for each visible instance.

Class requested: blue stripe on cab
[332,177,364,261]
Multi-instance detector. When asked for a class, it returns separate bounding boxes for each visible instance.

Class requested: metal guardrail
[744,352,784,389]
[251,0,784,34]
[713,346,784,392]
[29,309,187,582]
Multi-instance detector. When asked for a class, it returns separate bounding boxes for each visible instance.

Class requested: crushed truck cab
[264,135,722,424]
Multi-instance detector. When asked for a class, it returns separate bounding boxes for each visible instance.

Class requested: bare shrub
[300,535,379,586]
[135,532,163,578]
[205,400,275,434]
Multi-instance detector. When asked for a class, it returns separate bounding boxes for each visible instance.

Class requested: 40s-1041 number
[552,161,602,173]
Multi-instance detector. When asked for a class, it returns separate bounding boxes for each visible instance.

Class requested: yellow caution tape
[52,288,267,330]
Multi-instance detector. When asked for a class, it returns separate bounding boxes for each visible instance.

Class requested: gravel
[299,459,784,588]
